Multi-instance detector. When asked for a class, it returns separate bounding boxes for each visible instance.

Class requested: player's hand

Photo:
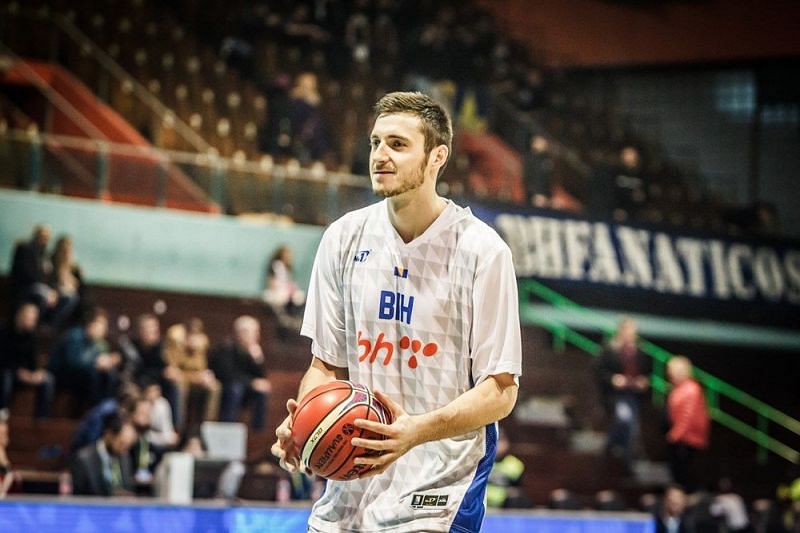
[271,398,302,473]
[350,390,419,478]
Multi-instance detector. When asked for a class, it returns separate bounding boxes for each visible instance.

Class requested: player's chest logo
[357,331,439,370]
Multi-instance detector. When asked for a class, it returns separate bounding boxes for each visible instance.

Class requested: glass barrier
[0,129,374,224]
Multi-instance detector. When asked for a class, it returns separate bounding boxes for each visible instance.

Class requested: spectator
[486,426,531,509]
[125,314,183,429]
[776,465,800,532]
[594,317,651,474]
[666,356,710,492]
[283,72,330,163]
[0,413,21,498]
[0,303,54,418]
[655,484,695,533]
[612,145,645,220]
[164,320,220,430]
[70,411,137,496]
[8,224,57,317]
[70,382,140,455]
[48,307,122,409]
[128,396,159,493]
[211,316,271,432]
[47,235,83,330]
[140,378,179,450]
[710,477,752,532]
[522,134,553,208]
[262,245,305,331]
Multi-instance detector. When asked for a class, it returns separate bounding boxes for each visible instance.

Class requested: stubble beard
[373,158,428,198]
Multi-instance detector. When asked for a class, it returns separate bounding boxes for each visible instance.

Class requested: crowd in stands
[0,223,303,500]
[0,0,781,236]
[0,0,796,524]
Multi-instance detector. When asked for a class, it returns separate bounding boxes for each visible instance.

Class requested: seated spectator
[595,490,627,511]
[70,411,137,496]
[164,320,220,430]
[262,245,305,331]
[0,303,54,418]
[123,314,183,429]
[211,316,271,432]
[710,477,751,532]
[548,488,580,510]
[655,484,694,533]
[70,382,140,456]
[47,235,84,330]
[128,396,160,493]
[0,412,22,498]
[487,426,531,509]
[8,224,58,319]
[48,307,122,409]
[777,465,800,532]
[141,378,179,450]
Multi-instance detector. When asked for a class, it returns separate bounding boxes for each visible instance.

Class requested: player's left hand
[350,390,420,478]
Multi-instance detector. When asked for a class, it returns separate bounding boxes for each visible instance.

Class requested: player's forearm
[412,373,518,445]
[297,356,348,400]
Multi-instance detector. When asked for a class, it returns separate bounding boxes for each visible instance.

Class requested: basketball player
[271,92,522,532]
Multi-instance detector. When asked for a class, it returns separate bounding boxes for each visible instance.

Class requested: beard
[372,158,428,198]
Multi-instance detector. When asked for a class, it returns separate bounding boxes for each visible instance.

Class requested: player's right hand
[271,398,301,473]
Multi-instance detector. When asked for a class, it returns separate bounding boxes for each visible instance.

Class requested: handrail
[0,129,371,189]
[6,7,212,153]
[519,278,800,464]
[0,42,108,141]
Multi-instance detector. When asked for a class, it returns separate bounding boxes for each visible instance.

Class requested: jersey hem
[307,516,456,533]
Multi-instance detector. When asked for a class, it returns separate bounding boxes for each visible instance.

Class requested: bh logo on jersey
[357,331,438,369]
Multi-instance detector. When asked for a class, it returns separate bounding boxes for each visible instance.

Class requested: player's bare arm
[271,356,348,472]
[351,372,518,477]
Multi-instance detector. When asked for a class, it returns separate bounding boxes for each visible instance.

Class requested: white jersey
[301,199,522,533]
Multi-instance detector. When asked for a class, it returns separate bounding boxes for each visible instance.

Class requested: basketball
[292,380,392,481]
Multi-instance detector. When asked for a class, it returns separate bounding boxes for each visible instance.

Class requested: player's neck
[386,188,447,244]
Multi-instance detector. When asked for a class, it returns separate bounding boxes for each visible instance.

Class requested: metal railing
[519,278,800,465]
[0,129,373,223]
[1,6,211,153]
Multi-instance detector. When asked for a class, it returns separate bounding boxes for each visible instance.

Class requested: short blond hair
[667,355,693,381]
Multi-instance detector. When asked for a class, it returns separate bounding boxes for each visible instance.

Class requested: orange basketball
[292,380,392,481]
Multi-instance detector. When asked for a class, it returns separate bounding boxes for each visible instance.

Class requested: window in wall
[713,71,755,122]
[762,103,800,125]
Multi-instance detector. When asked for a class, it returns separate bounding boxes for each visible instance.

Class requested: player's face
[369,113,430,198]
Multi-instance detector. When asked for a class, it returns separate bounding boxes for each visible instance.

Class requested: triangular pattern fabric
[301,199,522,532]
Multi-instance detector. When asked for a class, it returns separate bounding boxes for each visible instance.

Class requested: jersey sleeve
[469,245,523,385]
[300,227,348,368]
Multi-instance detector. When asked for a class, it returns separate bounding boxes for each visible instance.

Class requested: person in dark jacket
[211,316,271,431]
[123,314,182,429]
[48,307,121,409]
[70,411,137,496]
[654,484,695,533]
[8,225,57,317]
[0,303,54,418]
[594,317,651,473]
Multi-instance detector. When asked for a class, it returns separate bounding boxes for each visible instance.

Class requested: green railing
[519,278,800,465]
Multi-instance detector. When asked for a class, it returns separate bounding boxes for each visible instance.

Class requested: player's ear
[429,145,448,171]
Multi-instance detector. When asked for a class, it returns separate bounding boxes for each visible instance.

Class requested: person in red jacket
[666,355,710,492]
